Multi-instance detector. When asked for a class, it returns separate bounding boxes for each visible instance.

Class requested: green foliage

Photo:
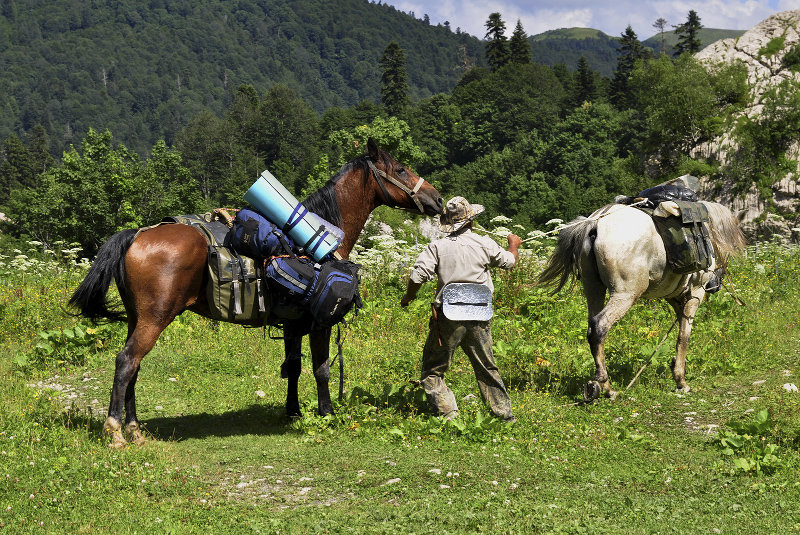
[715,409,783,475]
[759,36,786,58]
[725,78,800,201]
[642,28,745,58]
[30,321,118,368]
[0,0,487,156]
[6,129,203,253]
[630,55,747,175]
[611,25,649,109]
[484,13,510,71]
[528,28,622,77]
[782,44,800,71]
[509,20,531,64]
[321,115,426,173]
[673,10,703,57]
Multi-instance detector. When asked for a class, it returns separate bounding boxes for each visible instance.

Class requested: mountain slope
[528,28,620,76]
[0,0,485,154]
[526,27,747,77]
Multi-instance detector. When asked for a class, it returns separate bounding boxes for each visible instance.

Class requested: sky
[381,0,800,40]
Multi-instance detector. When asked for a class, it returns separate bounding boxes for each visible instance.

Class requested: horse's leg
[309,327,334,416]
[668,287,705,393]
[585,289,638,402]
[106,317,174,448]
[282,331,303,418]
[105,226,207,447]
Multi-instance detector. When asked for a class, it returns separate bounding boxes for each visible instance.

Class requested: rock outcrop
[694,10,800,238]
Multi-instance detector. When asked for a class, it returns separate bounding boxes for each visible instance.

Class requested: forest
[1,4,799,255]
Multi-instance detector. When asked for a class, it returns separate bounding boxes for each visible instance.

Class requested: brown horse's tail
[537,216,598,293]
[68,229,138,322]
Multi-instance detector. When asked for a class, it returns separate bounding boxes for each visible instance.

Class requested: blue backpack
[265,256,362,327]
[226,208,295,258]
[308,259,362,327]
[264,255,318,304]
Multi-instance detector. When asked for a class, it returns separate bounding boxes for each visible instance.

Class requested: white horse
[538,201,746,401]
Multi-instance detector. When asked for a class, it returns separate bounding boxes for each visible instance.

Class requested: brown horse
[69,139,442,447]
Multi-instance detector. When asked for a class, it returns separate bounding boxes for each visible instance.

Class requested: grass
[1,234,800,533]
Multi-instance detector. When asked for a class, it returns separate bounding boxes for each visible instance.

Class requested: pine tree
[485,13,510,71]
[0,134,34,203]
[674,10,702,57]
[611,25,648,109]
[653,17,668,56]
[574,56,597,105]
[509,20,531,64]
[380,42,411,118]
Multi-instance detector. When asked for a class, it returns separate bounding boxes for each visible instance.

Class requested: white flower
[490,215,512,224]
[545,218,563,226]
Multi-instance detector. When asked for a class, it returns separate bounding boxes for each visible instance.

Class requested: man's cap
[439,196,484,234]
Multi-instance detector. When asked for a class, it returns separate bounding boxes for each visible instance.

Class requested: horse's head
[365,138,443,217]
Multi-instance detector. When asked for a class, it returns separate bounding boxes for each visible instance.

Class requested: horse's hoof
[583,381,601,402]
[125,422,146,446]
[103,417,127,449]
[607,390,619,401]
[675,385,691,394]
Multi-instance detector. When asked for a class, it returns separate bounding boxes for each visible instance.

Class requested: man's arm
[400,280,423,307]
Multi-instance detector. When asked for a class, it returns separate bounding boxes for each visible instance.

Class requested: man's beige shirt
[409,228,516,305]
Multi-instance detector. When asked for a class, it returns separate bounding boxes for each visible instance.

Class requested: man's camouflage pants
[420,314,514,420]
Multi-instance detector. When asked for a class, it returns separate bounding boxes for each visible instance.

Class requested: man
[400,196,521,422]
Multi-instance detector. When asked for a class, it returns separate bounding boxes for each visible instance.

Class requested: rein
[367,158,425,214]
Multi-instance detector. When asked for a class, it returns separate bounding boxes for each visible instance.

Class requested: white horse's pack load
[616,175,715,274]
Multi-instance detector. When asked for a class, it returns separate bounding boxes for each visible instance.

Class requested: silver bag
[441,283,493,321]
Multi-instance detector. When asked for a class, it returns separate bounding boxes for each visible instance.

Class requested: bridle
[366,158,425,214]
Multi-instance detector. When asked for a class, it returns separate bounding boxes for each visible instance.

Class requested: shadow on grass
[143,403,297,441]
[504,356,669,400]
[62,403,299,442]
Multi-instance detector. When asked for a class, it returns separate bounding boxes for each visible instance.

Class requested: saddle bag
[652,200,715,274]
[226,208,295,259]
[307,259,362,327]
[207,245,266,323]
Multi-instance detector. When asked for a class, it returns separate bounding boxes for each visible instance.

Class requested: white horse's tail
[538,216,598,293]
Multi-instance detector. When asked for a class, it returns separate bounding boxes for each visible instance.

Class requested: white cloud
[383,0,799,40]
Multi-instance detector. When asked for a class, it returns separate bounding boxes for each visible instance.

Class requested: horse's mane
[700,201,747,264]
[301,156,370,229]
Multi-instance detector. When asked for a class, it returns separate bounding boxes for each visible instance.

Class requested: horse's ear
[367,138,380,161]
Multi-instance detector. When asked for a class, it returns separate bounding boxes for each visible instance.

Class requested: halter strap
[366,159,425,214]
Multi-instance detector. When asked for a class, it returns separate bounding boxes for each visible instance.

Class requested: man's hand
[507,233,521,262]
[400,281,422,308]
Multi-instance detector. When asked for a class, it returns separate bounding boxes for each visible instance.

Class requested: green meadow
[1,232,799,534]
